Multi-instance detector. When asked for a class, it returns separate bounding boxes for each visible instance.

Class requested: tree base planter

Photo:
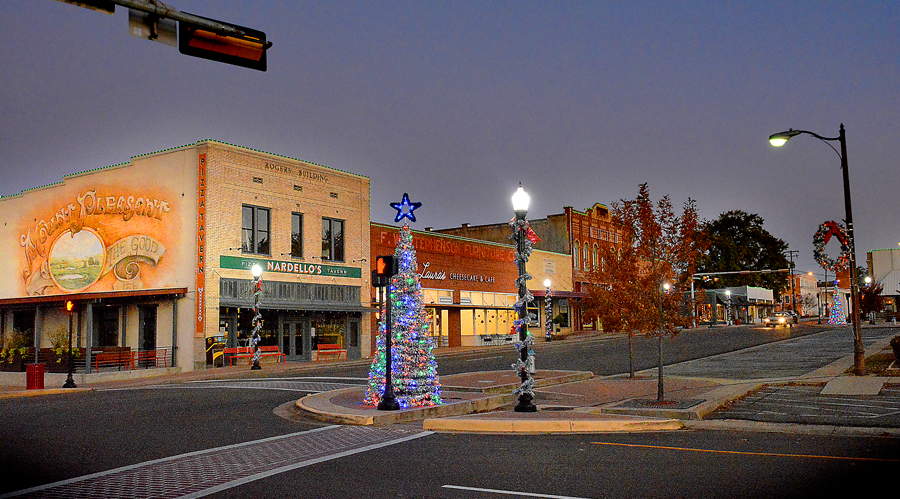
[890,336,900,365]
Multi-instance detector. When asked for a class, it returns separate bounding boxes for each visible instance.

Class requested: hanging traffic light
[178,14,270,71]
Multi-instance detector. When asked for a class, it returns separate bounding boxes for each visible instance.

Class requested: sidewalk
[5,325,898,436]
[295,328,900,435]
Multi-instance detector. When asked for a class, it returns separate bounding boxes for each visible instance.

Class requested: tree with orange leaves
[582,183,704,400]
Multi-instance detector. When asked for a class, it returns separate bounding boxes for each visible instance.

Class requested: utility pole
[785,250,799,313]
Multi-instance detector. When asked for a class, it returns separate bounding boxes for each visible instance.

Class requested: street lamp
[250,263,263,370]
[511,183,537,413]
[769,124,865,374]
[725,290,732,326]
[63,300,77,388]
[544,278,553,342]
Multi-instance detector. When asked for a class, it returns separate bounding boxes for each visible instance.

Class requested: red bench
[258,345,285,363]
[223,346,285,365]
[223,347,253,366]
[93,351,134,372]
[134,348,169,368]
[314,343,347,361]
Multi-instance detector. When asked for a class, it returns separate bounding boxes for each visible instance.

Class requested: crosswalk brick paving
[3,426,430,499]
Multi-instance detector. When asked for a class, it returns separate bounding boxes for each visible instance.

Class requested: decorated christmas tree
[828,294,847,325]
[364,224,442,408]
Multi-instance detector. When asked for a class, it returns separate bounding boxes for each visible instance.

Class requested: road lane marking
[466,355,504,362]
[590,441,899,462]
[443,485,594,498]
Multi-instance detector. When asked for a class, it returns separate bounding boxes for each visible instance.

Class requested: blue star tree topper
[390,193,422,223]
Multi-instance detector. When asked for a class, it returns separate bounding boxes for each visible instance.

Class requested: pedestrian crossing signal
[374,255,397,278]
[65,301,75,313]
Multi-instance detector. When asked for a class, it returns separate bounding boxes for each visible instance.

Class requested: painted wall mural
[20,188,171,295]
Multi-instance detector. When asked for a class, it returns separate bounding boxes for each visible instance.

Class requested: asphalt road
[2,323,897,498]
[4,386,897,499]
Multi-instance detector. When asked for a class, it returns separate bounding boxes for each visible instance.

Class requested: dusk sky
[2,1,898,276]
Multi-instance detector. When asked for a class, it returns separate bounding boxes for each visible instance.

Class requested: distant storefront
[369,223,573,348]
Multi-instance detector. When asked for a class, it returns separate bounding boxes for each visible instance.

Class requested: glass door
[279,318,308,361]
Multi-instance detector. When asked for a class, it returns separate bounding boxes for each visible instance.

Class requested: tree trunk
[628,331,635,378]
[657,333,664,401]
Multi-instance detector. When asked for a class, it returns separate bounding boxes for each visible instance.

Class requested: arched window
[593,245,599,270]
[584,243,590,270]
[573,241,580,270]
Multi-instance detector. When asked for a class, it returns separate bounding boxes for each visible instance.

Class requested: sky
[1,1,898,276]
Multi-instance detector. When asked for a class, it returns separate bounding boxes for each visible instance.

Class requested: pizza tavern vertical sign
[196,153,207,338]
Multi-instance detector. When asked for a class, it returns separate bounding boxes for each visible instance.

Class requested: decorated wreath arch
[813,220,851,273]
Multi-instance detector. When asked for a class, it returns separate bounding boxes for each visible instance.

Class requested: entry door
[345,319,361,360]
[220,316,238,348]
[280,318,309,361]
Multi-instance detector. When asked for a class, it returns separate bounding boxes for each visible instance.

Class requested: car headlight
[778,317,785,324]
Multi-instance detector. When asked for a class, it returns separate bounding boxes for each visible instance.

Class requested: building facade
[434,203,621,331]
[867,248,900,317]
[370,223,573,348]
[781,273,820,317]
[0,141,372,376]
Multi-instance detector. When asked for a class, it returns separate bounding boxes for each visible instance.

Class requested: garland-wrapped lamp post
[511,184,537,413]
[250,263,263,370]
[544,279,553,342]
[769,125,864,374]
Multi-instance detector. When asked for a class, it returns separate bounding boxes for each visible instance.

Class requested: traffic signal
[178,14,270,71]
[65,300,75,313]
[374,255,398,279]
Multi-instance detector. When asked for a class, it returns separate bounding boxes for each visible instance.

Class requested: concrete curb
[596,379,766,421]
[422,414,684,434]
[0,387,94,400]
[296,387,515,426]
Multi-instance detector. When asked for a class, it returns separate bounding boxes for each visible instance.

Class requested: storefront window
[557,299,570,327]
[312,316,344,348]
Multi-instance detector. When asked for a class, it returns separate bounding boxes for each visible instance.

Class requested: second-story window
[321,217,344,262]
[291,212,303,258]
[242,205,270,255]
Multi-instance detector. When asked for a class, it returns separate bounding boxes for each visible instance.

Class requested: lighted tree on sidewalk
[829,294,847,325]
[364,224,443,408]
[582,183,704,400]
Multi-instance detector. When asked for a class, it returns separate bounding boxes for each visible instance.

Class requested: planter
[891,336,900,365]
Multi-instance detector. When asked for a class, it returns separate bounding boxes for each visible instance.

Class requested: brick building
[435,203,621,331]
[0,140,372,378]
[370,223,573,348]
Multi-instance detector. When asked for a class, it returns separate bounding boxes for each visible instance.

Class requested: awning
[0,288,188,308]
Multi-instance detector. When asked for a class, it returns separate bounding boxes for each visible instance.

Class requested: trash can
[26,363,45,390]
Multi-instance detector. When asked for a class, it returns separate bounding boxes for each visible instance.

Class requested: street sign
[128,8,177,46]
[54,0,115,14]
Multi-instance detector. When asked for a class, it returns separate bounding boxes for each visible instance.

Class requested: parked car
[764,312,794,328]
